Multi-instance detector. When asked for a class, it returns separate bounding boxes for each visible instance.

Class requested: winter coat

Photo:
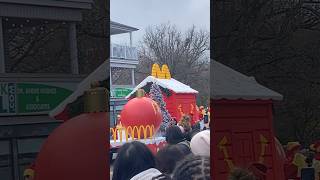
[130,168,162,180]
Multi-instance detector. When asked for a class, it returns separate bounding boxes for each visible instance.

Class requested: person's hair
[172,154,210,180]
[229,168,257,180]
[165,125,185,145]
[178,115,191,132]
[156,145,186,175]
[112,141,156,180]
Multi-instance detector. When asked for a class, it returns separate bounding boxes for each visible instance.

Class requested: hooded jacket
[130,168,162,180]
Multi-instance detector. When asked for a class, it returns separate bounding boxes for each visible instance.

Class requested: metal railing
[111,44,138,60]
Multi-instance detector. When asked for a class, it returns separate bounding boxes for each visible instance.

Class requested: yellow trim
[218,136,234,170]
[178,104,184,116]
[151,101,160,115]
[190,104,195,114]
[258,135,268,163]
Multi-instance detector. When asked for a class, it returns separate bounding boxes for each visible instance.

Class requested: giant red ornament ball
[120,97,162,138]
[34,112,108,180]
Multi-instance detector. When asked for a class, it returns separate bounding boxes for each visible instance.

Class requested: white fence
[111,44,138,60]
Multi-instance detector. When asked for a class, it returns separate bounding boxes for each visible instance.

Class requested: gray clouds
[111,0,210,46]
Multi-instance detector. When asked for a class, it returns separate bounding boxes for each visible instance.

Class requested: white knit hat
[190,130,210,157]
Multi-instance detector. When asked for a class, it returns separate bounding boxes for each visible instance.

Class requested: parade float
[30,61,206,179]
[126,64,199,125]
[211,60,285,179]
[110,63,203,154]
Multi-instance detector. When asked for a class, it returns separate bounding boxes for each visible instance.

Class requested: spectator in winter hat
[155,145,186,176]
[178,115,193,141]
[284,141,305,179]
[172,154,210,180]
[286,142,301,160]
[165,126,191,155]
[166,126,185,145]
[112,141,162,180]
[190,130,210,157]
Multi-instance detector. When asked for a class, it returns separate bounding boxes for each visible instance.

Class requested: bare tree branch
[137,23,209,104]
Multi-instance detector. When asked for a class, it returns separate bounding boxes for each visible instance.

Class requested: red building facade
[212,61,284,179]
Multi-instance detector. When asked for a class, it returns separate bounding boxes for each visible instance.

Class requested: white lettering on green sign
[0,83,72,115]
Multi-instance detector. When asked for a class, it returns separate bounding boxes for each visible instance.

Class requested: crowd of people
[111,110,270,180]
[233,140,320,180]
[283,141,320,180]
[111,114,211,180]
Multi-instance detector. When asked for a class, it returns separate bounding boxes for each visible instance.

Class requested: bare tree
[214,0,320,145]
[136,23,210,105]
[4,0,108,74]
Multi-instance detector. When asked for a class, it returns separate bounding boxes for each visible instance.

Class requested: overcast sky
[110,0,210,46]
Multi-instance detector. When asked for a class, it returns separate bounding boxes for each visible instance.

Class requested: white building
[110,21,139,127]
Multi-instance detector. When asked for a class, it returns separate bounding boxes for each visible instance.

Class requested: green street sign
[17,83,72,113]
[111,88,133,98]
[0,83,73,115]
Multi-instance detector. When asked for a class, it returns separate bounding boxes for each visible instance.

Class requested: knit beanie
[190,130,210,157]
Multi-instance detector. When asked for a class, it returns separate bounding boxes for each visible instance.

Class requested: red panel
[174,94,197,123]
[212,99,284,180]
[163,92,178,119]
[214,103,270,118]
[232,132,255,167]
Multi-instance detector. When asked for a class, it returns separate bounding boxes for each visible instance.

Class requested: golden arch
[151,64,171,79]
[110,128,117,142]
[110,127,126,142]
[108,125,155,143]
[144,125,154,139]
[126,126,140,141]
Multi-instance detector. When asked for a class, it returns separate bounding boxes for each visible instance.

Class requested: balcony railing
[111,44,138,60]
